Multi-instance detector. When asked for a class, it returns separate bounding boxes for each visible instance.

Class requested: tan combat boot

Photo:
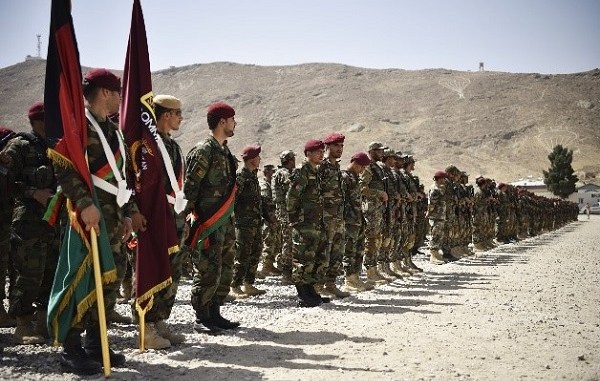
[143,322,171,349]
[261,261,282,276]
[344,274,367,292]
[473,242,487,252]
[429,248,445,265]
[0,305,16,328]
[230,286,250,299]
[324,282,351,298]
[377,263,396,282]
[156,320,185,345]
[366,267,389,285]
[14,315,45,344]
[243,282,266,296]
[391,260,412,277]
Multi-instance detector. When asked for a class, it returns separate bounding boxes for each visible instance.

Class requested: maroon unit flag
[120,0,176,314]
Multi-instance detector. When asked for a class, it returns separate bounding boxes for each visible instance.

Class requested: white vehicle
[580,202,600,214]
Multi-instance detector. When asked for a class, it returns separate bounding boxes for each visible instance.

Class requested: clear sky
[1,0,599,74]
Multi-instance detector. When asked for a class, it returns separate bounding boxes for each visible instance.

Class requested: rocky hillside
[1,59,599,183]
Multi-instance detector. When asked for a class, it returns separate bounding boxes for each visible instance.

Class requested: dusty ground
[1,214,599,381]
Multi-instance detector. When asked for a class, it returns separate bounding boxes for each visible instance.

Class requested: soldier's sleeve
[286,168,304,224]
[1,138,35,198]
[235,171,245,198]
[183,145,210,213]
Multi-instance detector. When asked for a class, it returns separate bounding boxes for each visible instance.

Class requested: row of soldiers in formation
[0,68,579,375]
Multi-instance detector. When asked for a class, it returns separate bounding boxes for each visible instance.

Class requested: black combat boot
[60,330,102,375]
[295,285,321,307]
[307,284,330,304]
[193,305,223,335]
[208,303,240,330]
[84,324,126,367]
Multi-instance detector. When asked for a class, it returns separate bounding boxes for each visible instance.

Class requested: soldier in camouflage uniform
[378,148,401,281]
[341,152,373,292]
[183,102,240,334]
[0,103,58,344]
[360,142,389,285]
[472,176,490,252]
[139,94,187,349]
[53,69,144,373]
[397,155,423,273]
[287,139,330,307]
[272,150,296,284]
[427,170,448,264]
[455,171,473,257]
[0,126,17,328]
[317,132,350,298]
[495,182,511,244]
[231,144,265,298]
[258,164,281,276]
[443,166,461,261]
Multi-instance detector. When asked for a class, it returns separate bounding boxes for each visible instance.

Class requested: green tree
[543,144,578,198]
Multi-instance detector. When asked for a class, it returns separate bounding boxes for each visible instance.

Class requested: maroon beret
[240,144,261,161]
[434,170,447,179]
[498,182,508,189]
[207,102,235,119]
[27,101,44,121]
[323,132,345,145]
[304,139,325,153]
[83,68,121,92]
[0,126,14,139]
[350,151,370,166]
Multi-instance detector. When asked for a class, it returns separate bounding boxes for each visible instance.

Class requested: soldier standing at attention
[341,152,373,292]
[139,94,187,349]
[0,126,17,328]
[318,132,350,298]
[272,150,296,284]
[258,164,281,277]
[230,144,266,298]
[360,142,389,286]
[1,102,58,345]
[287,139,329,307]
[54,69,146,373]
[183,102,240,335]
[427,170,448,265]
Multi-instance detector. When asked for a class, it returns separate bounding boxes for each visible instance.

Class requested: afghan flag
[120,0,176,316]
[45,0,116,345]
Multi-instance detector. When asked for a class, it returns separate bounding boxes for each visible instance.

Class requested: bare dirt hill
[1,60,599,183]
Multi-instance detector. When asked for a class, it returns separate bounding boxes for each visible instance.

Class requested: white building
[568,183,600,209]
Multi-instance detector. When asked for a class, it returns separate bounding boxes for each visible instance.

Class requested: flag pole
[90,227,111,377]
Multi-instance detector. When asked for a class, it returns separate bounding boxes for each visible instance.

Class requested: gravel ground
[1,214,599,381]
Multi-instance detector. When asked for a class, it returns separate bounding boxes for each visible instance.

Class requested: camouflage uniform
[142,131,185,323]
[1,131,59,320]
[400,168,419,259]
[359,161,386,270]
[54,114,138,327]
[232,167,263,287]
[272,166,293,274]
[319,158,345,283]
[496,188,510,243]
[427,181,446,251]
[443,178,459,252]
[472,182,488,247]
[380,163,398,267]
[0,129,16,311]
[287,161,326,285]
[259,176,279,268]
[184,135,237,311]
[341,169,365,276]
